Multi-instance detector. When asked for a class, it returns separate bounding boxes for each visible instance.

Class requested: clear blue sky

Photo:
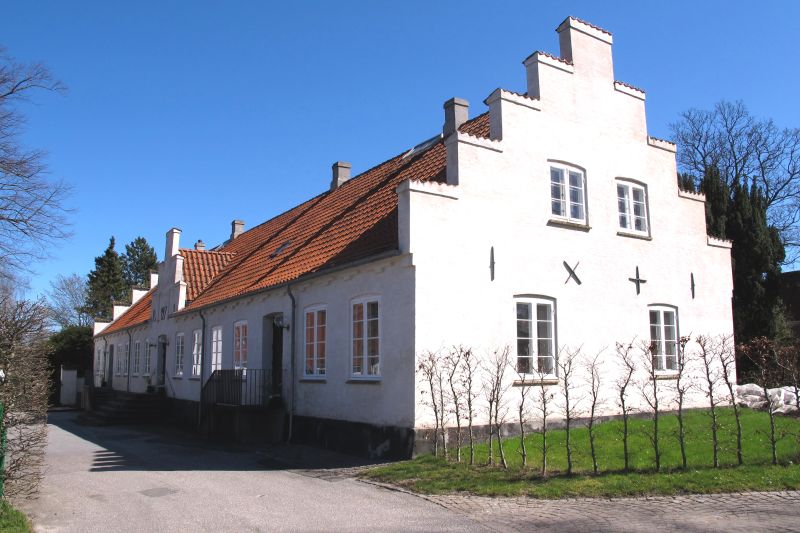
[3,1,800,298]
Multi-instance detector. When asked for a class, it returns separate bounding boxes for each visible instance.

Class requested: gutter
[287,284,296,443]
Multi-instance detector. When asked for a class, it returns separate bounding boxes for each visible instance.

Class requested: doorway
[105,345,114,388]
[262,314,284,399]
[157,335,167,387]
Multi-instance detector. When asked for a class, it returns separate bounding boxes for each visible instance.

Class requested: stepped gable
[181,249,236,301]
[100,289,154,335]
[184,113,490,311]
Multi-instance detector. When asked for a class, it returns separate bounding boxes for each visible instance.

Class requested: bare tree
[459,346,480,465]
[444,346,464,462]
[671,100,800,254]
[417,350,442,457]
[531,363,555,477]
[673,336,692,470]
[513,363,533,468]
[558,346,582,476]
[741,338,784,465]
[483,346,510,469]
[0,48,70,278]
[697,335,723,468]
[776,342,800,415]
[639,341,663,472]
[0,286,51,497]
[584,349,604,475]
[46,273,90,329]
[718,334,743,465]
[436,352,450,460]
[614,341,637,472]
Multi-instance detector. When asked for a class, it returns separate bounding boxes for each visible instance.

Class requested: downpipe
[287,284,296,443]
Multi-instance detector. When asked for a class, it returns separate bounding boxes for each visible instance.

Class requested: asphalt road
[19,412,484,533]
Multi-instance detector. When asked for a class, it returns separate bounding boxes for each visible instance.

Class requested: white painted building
[93,17,734,458]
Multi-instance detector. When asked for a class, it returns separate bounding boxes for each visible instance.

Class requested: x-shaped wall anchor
[563,261,582,285]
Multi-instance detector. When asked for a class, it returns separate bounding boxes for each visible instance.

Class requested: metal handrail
[200,369,271,421]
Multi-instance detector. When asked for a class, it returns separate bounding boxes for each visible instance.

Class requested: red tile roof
[181,249,236,301]
[97,112,490,332]
[100,289,154,335]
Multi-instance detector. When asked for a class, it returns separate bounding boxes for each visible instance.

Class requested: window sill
[347,377,382,384]
[300,377,327,383]
[653,372,679,380]
[547,219,591,232]
[617,230,652,241]
[188,376,200,381]
[513,378,558,386]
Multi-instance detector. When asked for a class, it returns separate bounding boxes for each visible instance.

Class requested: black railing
[200,369,271,415]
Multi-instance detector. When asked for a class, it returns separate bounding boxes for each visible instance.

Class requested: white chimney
[443,97,469,136]
[230,220,245,240]
[194,239,206,251]
[331,162,352,191]
[165,228,181,258]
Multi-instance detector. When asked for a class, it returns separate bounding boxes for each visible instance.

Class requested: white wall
[401,19,734,429]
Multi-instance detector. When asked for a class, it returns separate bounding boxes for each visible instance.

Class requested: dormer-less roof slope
[181,249,236,301]
[100,288,155,336]
[183,113,490,311]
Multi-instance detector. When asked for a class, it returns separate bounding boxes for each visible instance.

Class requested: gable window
[133,341,141,375]
[175,333,185,377]
[352,297,380,377]
[191,329,202,377]
[617,181,649,234]
[550,165,586,223]
[649,306,678,371]
[143,340,152,375]
[304,307,327,377]
[234,321,248,370]
[516,298,556,376]
[211,326,223,372]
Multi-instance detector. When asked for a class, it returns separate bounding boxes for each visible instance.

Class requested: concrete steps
[78,390,165,426]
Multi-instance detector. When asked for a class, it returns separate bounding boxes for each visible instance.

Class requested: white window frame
[133,341,141,376]
[304,306,327,377]
[123,343,129,377]
[234,321,248,370]
[351,296,381,379]
[175,333,185,377]
[515,297,557,377]
[617,179,650,236]
[211,326,223,372]
[550,164,587,224]
[649,305,679,372]
[191,329,202,378]
[143,340,151,376]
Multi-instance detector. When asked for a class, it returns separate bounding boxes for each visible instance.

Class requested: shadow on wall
[48,411,380,473]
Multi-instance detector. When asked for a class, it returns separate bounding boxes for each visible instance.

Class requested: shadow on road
[48,410,381,474]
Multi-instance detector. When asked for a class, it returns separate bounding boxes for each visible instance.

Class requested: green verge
[0,500,31,533]
[362,407,800,498]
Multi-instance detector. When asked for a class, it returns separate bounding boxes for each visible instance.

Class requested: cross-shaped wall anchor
[628,266,647,295]
[563,261,582,285]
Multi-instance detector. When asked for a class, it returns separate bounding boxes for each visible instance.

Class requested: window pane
[517,319,531,339]
[367,318,379,338]
[353,320,363,340]
[538,354,554,374]
[368,338,379,357]
[538,338,553,358]
[537,319,552,339]
[318,324,326,343]
[517,338,530,357]
[517,302,530,320]
[536,303,551,322]
[367,301,379,319]
[353,303,363,322]
[517,356,531,374]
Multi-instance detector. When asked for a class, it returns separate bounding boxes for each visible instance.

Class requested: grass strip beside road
[363,408,800,498]
[0,500,31,532]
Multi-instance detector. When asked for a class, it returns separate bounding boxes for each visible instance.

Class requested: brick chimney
[165,228,181,258]
[331,161,351,191]
[443,97,469,136]
[230,220,245,240]
[194,239,206,251]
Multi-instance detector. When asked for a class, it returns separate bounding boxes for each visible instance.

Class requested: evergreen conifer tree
[85,237,128,320]
[121,237,158,288]
[700,165,729,239]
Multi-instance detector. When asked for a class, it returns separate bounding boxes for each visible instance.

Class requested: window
[123,343,129,376]
[211,326,223,372]
[133,341,141,375]
[516,298,556,375]
[304,307,327,376]
[617,181,648,234]
[352,298,380,377]
[96,348,102,378]
[143,340,151,375]
[234,321,248,369]
[550,165,586,223]
[649,306,678,371]
[191,329,202,377]
[175,333,185,376]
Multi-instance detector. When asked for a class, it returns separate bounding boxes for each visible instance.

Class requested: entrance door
[157,336,167,387]
[105,345,114,388]
[271,321,283,397]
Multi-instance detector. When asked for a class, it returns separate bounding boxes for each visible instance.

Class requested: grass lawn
[0,500,31,532]
[363,407,800,498]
